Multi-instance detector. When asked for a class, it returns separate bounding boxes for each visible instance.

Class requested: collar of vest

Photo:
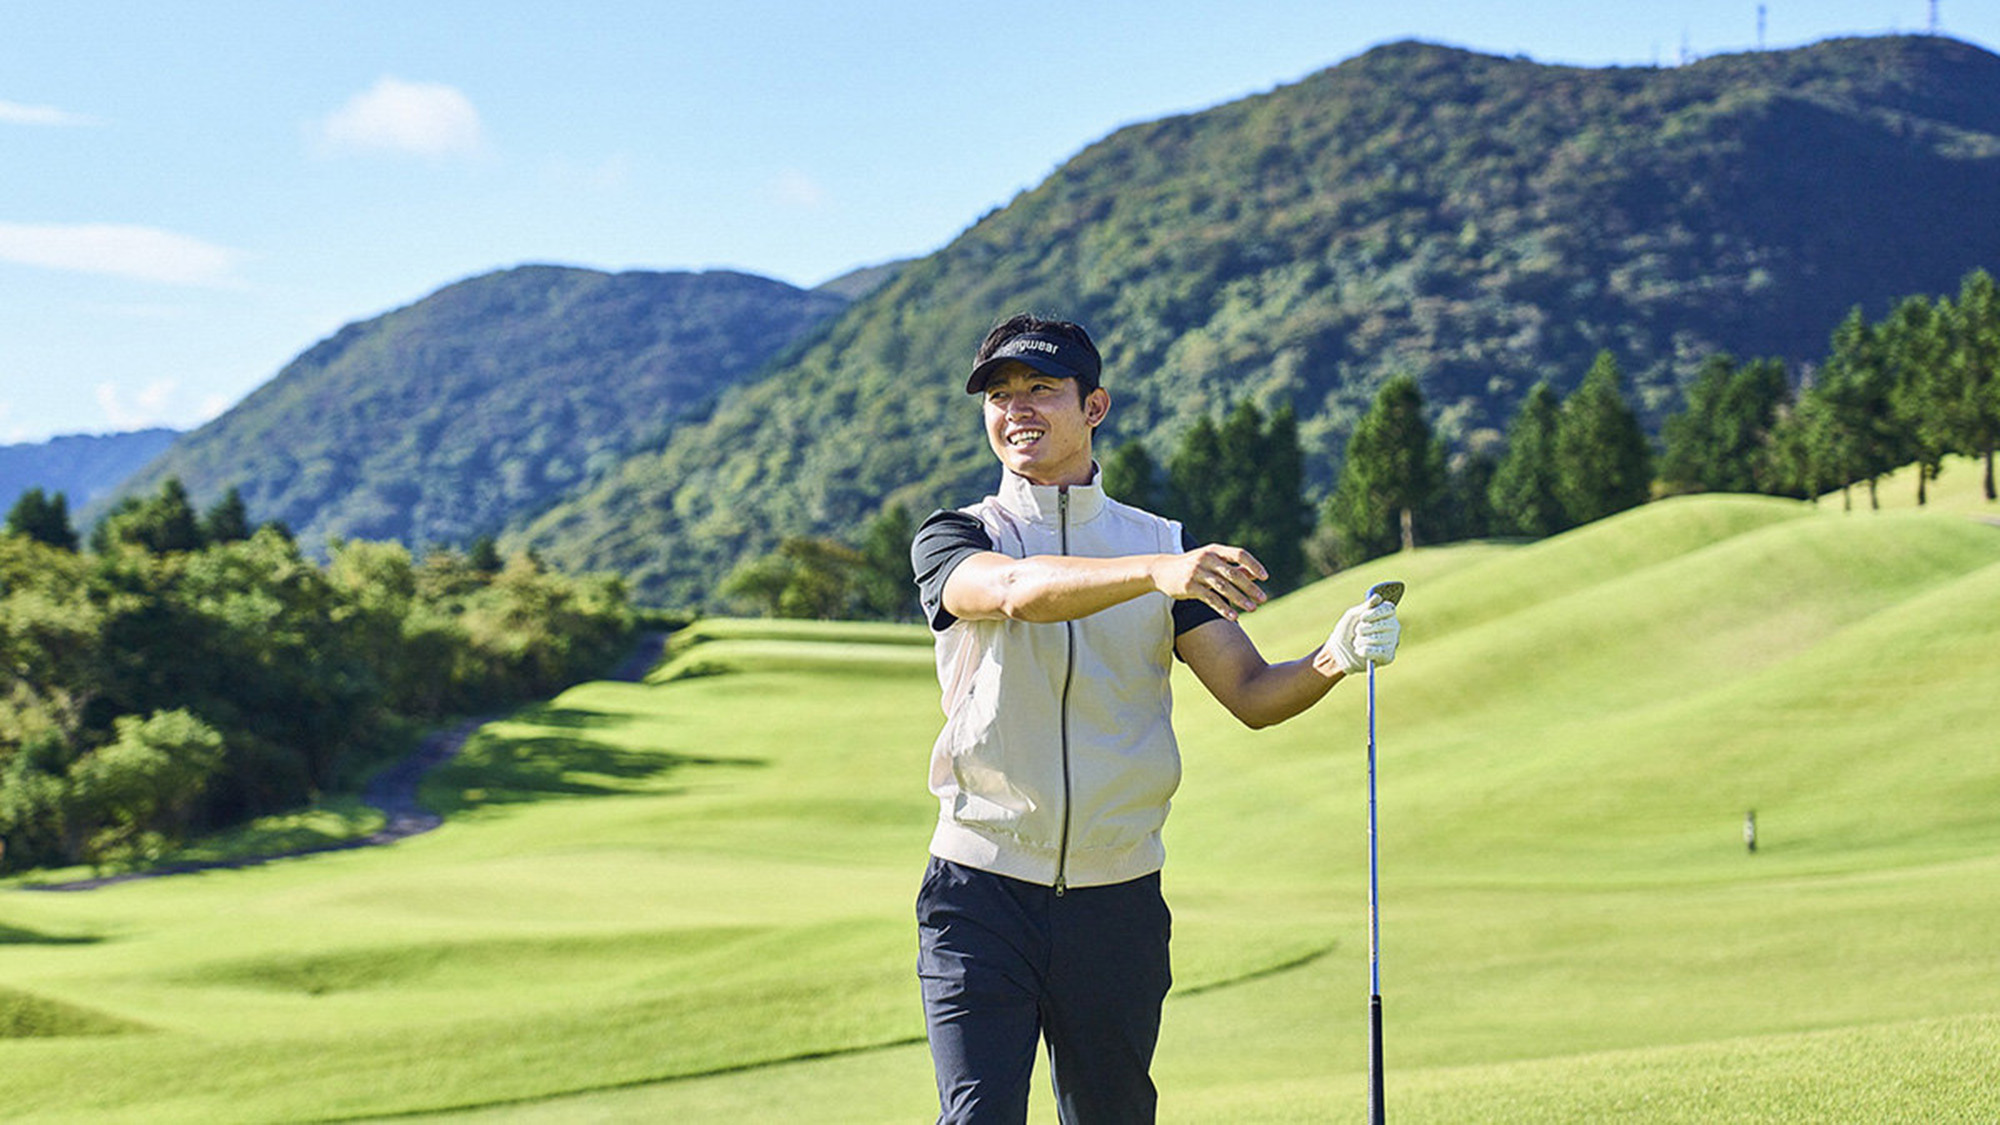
[996,465,1107,527]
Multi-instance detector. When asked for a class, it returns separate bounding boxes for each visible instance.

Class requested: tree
[200,487,252,545]
[721,537,870,620]
[1943,269,2000,500]
[1244,404,1310,591]
[1324,375,1443,564]
[1100,442,1162,512]
[1811,308,1907,507]
[1658,354,1790,495]
[1553,352,1652,525]
[66,710,225,868]
[5,488,78,550]
[1167,415,1225,543]
[853,504,918,622]
[466,535,504,573]
[91,478,204,554]
[1882,295,1953,505]
[1488,382,1567,537]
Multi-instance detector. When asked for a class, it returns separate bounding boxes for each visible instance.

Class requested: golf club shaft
[1368,657,1385,1124]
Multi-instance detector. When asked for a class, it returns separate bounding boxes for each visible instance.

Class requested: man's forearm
[971,552,1167,623]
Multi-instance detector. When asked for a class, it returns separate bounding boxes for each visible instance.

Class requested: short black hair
[973,314,1102,394]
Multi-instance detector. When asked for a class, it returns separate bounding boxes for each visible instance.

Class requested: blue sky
[3,1,1992,443]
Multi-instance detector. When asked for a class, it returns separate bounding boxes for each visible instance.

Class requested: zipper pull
[1054,875,1067,897]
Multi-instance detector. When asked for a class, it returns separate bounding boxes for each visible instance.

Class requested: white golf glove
[1326,595,1401,676]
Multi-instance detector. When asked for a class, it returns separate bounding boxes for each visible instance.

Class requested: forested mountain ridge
[511,35,2000,608]
[0,428,179,511]
[116,266,850,549]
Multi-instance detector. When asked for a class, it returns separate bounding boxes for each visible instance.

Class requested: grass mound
[0,987,146,1039]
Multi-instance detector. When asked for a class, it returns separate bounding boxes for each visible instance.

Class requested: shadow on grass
[502,704,634,731]
[0,924,101,946]
[428,734,765,815]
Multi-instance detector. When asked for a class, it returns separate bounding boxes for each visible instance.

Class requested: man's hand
[1324,594,1401,675]
[1152,545,1268,621]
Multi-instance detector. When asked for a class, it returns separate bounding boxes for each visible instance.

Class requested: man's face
[980,363,1108,487]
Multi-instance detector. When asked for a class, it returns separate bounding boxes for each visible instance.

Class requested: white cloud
[95,379,182,431]
[0,100,100,127]
[316,77,484,157]
[770,168,828,210]
[0,222,246,286]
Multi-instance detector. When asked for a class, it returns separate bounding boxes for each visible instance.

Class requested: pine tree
[1101,442,1162,512]
[1553,352,1652,525]
[1659,354,1790,495]
[1488,382,1566,537]
[1943,269,2000,500]
[1883,295,1952,505]
[1247,404,1309,591]
[1815,307,1907,508]
[4,488,79,551]
[90,478,204,554]
[1167,415,1225,543]
[201,487,253,545]
[1326,375,1442,563]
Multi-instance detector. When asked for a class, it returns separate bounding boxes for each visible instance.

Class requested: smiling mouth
[1006,429,1045,448]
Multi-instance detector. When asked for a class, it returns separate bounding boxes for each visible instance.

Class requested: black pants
[916,857,1172,1124]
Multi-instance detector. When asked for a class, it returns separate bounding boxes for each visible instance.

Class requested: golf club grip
[1367,580,1404,607]
[1369,993,1386,1123]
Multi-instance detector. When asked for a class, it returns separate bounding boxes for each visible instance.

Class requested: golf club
[1365,579,1403,1125]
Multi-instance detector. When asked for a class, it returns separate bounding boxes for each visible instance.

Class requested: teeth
[1009,430,1044,446]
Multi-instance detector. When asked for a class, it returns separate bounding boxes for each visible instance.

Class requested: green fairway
[3,490,1997,1122]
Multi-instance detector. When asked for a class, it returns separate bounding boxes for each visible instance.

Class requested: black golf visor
[965,332,1102,394]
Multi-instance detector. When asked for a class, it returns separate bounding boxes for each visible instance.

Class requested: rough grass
[2,489,1996,1122]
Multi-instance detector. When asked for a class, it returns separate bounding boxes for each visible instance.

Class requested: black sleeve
[911,510,993,632]
[1170,526,1223,639]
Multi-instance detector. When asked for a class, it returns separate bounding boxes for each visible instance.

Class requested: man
[910,314,1402,1123]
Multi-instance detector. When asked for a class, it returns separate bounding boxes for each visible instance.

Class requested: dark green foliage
[1554,353,1653,525]
[0,527,633,875]
[200,488,252,545]
[1163,402,1312,590]
[112,267,849,551]
[1770,308,1906,506]
[1488,383,1567,537]
[1658,355,1791,494]
[719,505,919,622]
[513,36,2000,607]
[91,478,203,554]
[1882,295,1956,503]
[466,535,504,574]
[1425,448,1498,543]
[4,488,77,550]
[1938,270,2000,500]
[1101,442,1162,511]
[1324,375,1443,565]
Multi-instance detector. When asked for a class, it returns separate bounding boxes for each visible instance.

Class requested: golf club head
[1367,580,1405,607]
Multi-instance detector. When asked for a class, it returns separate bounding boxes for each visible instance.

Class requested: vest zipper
[1055,488,1075,897]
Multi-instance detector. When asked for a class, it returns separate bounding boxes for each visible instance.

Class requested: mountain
[511,35,2000,608]
[117,266,850,549]
[0,428,180,512]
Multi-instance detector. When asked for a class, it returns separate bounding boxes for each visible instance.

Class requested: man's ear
[1084,387,1111,428]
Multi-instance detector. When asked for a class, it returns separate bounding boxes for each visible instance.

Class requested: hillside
[4,497,1997,1121]
[0,428,179,511]
[515,35,2000,608]
[117,266,848,549]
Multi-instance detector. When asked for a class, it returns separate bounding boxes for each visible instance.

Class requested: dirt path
[17,631,671,893]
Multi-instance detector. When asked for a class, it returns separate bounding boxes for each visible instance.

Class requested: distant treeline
[719,269,1999,617]
[0,479,633,874]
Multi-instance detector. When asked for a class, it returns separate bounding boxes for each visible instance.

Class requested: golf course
[4,463,1998,1123]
